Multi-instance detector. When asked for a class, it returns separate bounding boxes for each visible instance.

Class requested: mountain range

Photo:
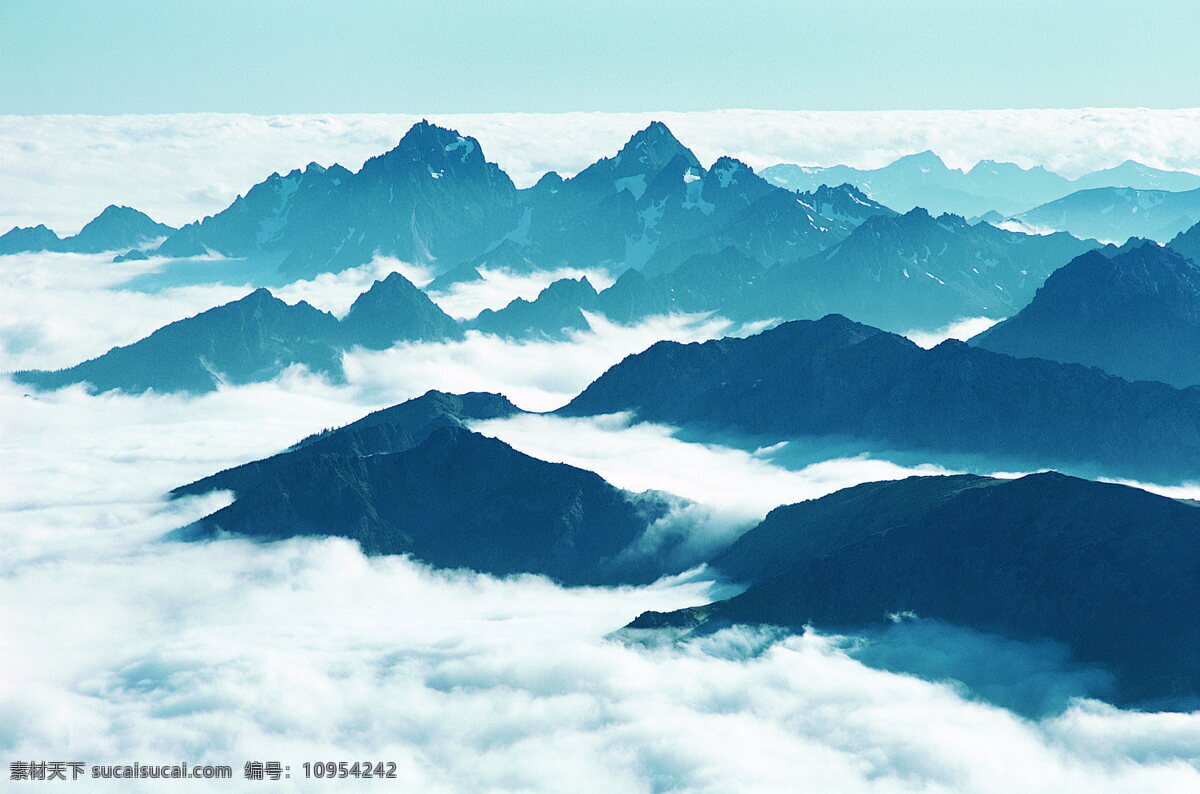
[627,472,1200,709]
[11,271,459,394]
[0,123,1090,313]
[470,207,1096,336]
[971,243,1200,388]
[560,313,1200,483]
[97,121,886,285]
[760,152,1200,219]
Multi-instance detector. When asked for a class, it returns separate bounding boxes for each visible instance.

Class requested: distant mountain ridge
[761,152,1200,219]
[1010,186,1200,243]
[0,205,174,255]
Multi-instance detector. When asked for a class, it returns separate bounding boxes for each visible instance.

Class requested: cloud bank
[3,327,1199,792]
[4,108,1199,232]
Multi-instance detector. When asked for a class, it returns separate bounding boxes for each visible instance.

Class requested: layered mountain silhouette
[467,209,1094,337]
[627,472,1200,708]
[1010,186,1200,242]
[725,208,1095,331]
[0,205,175,255]
[11,271,460,394]
[171,390,676,585]
[971,243,1200,388]
[560,314,1200,483]
[761,152,1200,218]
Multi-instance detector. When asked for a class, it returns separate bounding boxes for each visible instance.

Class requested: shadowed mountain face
[1168,219,1200,264]
[560,314,1200,483]
[11,271,460,394]
[971,244,1200,388]
[1012,186,1200,243]
[761,152,1200,219]
[171,391,675,585]
[0,205,175,255]
[627,472,1200,709]
[175,390,524,500]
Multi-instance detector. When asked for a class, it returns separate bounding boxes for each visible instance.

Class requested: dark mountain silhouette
[171,391,675,585]
[175,390,524,499]
[972,244,1200,388]
[628,472,1200,708]
[0,205,174,255]
[11,271,459,394]
[561,314,1200,483]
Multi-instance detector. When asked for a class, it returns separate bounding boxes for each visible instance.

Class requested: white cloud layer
[471,412,957,565]
[904,316,1000,349]
[2,376,1199,793]
[3,109,1199,232]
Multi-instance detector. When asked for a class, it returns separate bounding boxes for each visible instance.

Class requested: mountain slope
[1168,220,1200,263]
[1012,186,1200,242]
[560,314,1200,483]
[971,244,1200,388]
[174,390,523,500]
[727,209,1096,331]
[12,289,344,393]
[628,472,1200,708]
[172,392,675,585]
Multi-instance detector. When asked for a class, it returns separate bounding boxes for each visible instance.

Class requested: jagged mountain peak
[361,120,488,173]
[613,121,700,174]
[706,156,755,186]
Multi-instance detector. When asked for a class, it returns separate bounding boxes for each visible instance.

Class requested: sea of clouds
[3,108,1200,233]
[3,110,1200,791]
[3,245,1200,791]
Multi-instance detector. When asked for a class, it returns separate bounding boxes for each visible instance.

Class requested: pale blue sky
[1,0,1198,114]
